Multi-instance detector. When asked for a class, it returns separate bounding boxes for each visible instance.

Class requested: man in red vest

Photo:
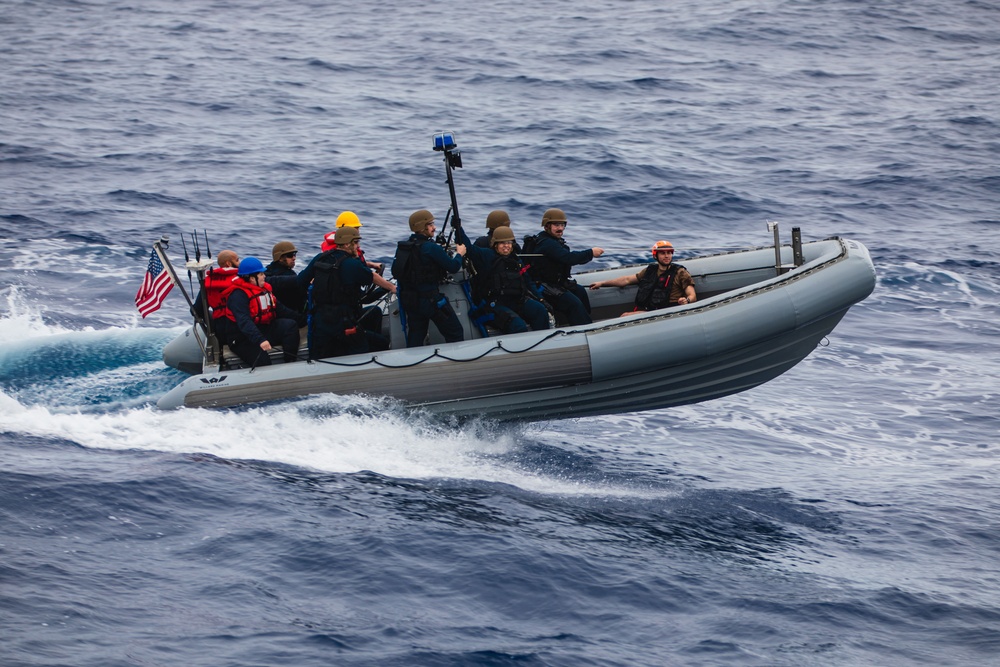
[191,249,239,331]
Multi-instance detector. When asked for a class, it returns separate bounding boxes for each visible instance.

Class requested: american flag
[134,246,174,318]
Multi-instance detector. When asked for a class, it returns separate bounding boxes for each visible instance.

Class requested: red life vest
[203,267,238,319]
[222,278,278,326]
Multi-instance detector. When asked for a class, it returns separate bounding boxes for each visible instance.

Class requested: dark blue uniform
[393,233,465,348]
[526,231,595,325]
[458,227,549,334]
[300,249,389,360]
[264,261,307,314]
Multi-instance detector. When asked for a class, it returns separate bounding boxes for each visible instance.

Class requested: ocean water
[2,0,999,665]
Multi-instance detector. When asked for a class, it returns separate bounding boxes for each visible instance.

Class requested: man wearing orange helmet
[589,240,696,315]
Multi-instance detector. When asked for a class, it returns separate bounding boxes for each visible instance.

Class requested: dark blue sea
[2,1,999,665]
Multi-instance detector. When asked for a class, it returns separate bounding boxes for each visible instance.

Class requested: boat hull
[157,237,876,421]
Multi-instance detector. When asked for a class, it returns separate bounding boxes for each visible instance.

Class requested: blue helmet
[238,257,265,276]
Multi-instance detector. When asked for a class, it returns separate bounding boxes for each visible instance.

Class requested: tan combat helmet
[486,210,510,230]
[490,226,516,246]
[271,241,297,262]
[541,207,568,228]
[409,209,435,233]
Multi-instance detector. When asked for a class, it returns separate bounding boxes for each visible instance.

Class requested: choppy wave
[3,0,1000,664]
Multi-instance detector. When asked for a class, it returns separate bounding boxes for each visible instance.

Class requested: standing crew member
[320,211,396,296]
[391,209,467,347]
[525,207,604,325]
[307,226,389,360]
[218,257,303,367]
[589,240,696,315]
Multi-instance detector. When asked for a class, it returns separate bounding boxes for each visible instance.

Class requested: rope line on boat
[304,328,579,370]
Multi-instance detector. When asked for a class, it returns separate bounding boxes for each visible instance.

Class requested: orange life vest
[203,266,238,319]
[222,278,277,326]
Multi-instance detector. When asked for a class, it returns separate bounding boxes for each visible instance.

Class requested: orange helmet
[651,240,674,257]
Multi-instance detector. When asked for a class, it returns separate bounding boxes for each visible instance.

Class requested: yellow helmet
[336,211,362,228]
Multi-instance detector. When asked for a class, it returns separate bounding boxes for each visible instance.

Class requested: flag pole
[153,236,196,313]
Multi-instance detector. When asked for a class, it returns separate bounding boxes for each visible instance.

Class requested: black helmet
[541,207,568,228]
[409,209,435,233]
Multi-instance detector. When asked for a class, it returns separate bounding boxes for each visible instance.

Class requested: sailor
[320,211,396,296]
[191,249,240,331]
[264,241,307,314]
[391,209,467,347]
[524,207,604,325]
[589,240,696,315]
[306,226,389,360]
[218,257,303,367]
[474,210,521,253]
[458,224,549,334]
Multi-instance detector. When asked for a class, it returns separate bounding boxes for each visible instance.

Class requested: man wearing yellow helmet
[589,240,696,315]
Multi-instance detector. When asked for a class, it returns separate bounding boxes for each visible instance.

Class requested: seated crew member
[264,241,307,314]
[524,207,604,325]
[307,226,389,360]
[474,209,521,253]
[320,211,396,296]
[589,240,696,315]
[191,249,240,331]
[391,209,466,348]
[217,257,303,367]
[457,224,549,334]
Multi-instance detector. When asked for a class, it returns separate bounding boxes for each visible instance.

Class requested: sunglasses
[282,252,298,258]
